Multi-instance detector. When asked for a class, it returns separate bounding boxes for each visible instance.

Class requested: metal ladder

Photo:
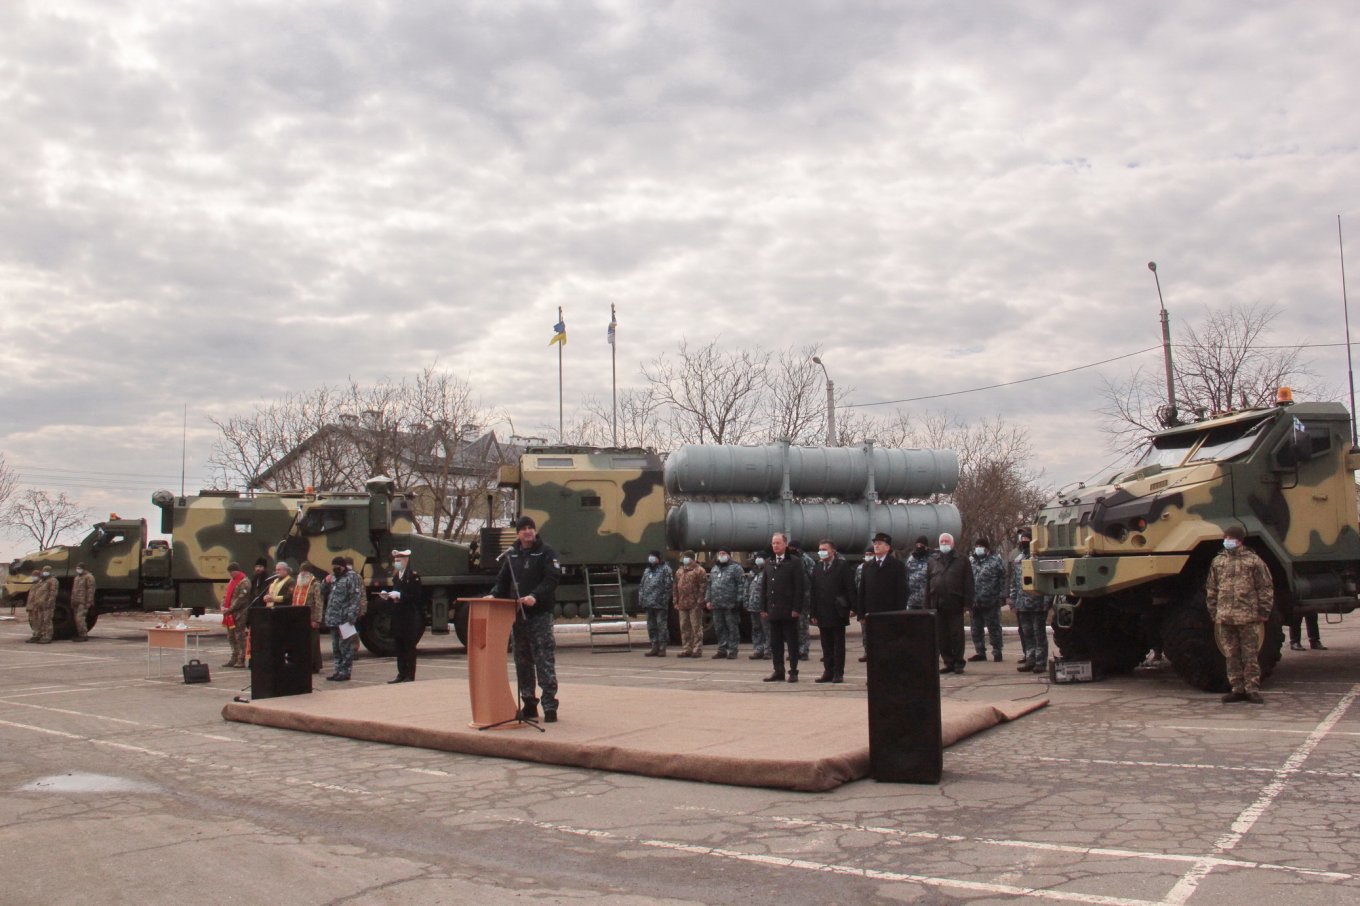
[585,566,632,652]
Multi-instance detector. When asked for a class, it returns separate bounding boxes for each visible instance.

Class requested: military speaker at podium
[490,516,562,723]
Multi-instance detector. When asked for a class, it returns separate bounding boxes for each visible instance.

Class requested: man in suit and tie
[856,532,908,667]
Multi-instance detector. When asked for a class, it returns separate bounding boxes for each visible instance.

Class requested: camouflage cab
[274,477,482,656]
[1029,398,1359,690]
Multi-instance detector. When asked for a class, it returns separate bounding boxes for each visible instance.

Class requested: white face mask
[754,558,766,567]
[41,572,52,579]
[75,568,84,575]
[939,544,953,555]
[817,550,830,560]
[717,554,729,563]
[974,547,987,557]
[647,555,659,565]
[682,557,692,565]
[1224,539,1240,551]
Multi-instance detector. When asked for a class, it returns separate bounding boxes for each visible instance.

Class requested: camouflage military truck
[1029,397,1359,691]
[3,491,305,638]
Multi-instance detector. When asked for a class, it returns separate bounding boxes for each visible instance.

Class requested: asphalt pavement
[2,610,1358,905]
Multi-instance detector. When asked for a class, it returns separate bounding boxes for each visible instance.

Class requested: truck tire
[51,590,76,640]
[1052,599,1145,676]
[358,604,424,658]
[453,601,469,646]
[1164,591,1286,693]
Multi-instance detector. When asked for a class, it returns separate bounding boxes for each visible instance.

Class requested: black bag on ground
[182,659,211,684]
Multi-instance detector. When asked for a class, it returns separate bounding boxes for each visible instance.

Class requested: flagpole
[557,305,564,441]
[610,303,618,446]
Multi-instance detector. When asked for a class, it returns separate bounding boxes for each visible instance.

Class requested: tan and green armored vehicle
[3,491,305,638]
[1029,398,1359,690]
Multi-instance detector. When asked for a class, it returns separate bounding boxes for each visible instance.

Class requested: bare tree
[643,339,769,445]
[572,388,669,449]
[0,454,16,523]
[1101,302,1320,454]
[208,386,348,490]
[9,489,88,550]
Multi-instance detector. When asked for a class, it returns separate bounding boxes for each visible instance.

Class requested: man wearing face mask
[381,549,424,683]
[745,554,771,659]
[705,547,745,659]
[26,568,59,644]
[70,562,96,642]
[904,536,933,610]
[324,556,362,682]
[222,562,252,668]
[811,539,855,683]
[1006,529,1051,672]
[638,550,673,657]
[968,538,1007,663]
[1206,526,1274,704]
[673,550,708,658]
[927,532,974,674]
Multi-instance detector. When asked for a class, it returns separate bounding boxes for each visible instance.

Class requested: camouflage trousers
[28,603,53,641]
[677,607,704,655]
[227,625,248,666]
[645,607,670,648]
[514,610,558,713]
[1016,610,1049,668]
[712,606,740,655]
[1215,621,1265,693]
[970,601,1003,655]
[747,609,769,655]
[798,609,810,659]
[330,627,356,678]
[72,601,90,640]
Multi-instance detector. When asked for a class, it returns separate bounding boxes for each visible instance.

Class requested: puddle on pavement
[19,772,161,794]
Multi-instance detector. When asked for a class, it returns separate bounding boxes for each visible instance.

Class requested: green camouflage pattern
[507,447,667,567]
[1030,401,1360,614]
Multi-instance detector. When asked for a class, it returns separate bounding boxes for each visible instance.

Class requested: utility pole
[812,355,836,446]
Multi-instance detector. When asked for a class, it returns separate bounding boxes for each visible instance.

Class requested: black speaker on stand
[249,607,313,699]
[865,610,942,783]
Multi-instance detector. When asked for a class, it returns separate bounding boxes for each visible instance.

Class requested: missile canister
[666,501,962,553]
[664,443,958,499]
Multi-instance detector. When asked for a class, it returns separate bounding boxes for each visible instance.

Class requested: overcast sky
[2,1,1358,559]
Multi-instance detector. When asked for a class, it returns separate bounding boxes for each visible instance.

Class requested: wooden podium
[458,597,523,729]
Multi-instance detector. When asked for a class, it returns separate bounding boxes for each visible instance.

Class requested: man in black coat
[856,532,908,666]
[759,532,808,683]
[810,539,855,683]
[927,531,974,674]
[382,549,424,683]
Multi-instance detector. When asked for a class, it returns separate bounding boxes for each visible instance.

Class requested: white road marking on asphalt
[770,817,1351,881]
[499,816,1162,906]
[0,697,248,742]
[1162,683,1360,904]
[1033,754,1360,780]
[1157,724,1360,737]
[0,659,114,670]
[407,768,452,777]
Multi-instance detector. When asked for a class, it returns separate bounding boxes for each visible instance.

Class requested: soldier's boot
[1017,663,1034,672]
[543,709,558,723]
[749,651,764,660]
[992,651,1003,662]
[644,645,659,657]
[1244,691,1265,704]
[1221,691,1247,703]
[520,699,539,720]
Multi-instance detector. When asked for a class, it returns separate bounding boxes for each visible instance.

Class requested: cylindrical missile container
[667,501,962,553]
[664,443,958,499]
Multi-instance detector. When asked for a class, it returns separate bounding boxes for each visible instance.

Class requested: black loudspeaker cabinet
[865,610,942,784]
[249,607,313,699]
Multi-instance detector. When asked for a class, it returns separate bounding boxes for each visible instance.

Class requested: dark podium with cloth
[249,606,313,699]
[865,610,942,783]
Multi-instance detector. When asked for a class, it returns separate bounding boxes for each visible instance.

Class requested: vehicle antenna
[1338,215,1358,450]
[181,403,188,497]
[1147,262,1179,427]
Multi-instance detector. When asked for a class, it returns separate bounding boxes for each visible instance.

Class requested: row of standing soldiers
[635,527,1054,681]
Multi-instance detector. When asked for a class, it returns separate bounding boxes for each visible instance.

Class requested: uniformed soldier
[1006,529,1051,672]
[382,549,424,683]
[70,563,95,642]
[26,569,58,644]
[705,547,745,659]
[744,554,771,660]
[673,551,708,658]
[1206,525,1274,704]
[969,538,1007,662]
[222,562,252,668]
[903,536,933,610]
[638,550,673,657]
[491,516,562,722]
[324,556,362,682]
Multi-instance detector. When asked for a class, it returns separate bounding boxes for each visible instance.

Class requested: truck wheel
[453,601,468,646]
[357,605,424,658]
[51,591,76,641]
[1051,599,1144,675]
[1163,593,1230,692]
[1258,606,1285,680]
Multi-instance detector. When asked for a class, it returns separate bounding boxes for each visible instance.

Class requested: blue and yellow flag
[549,309,566,346]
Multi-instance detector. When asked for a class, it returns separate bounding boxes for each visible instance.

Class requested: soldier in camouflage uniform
[904,536,933,610]
[324,555,362,681]
[745,554,771,659]
[638,550,673,657]
[796,545,815,659]
[1006,529,1050,672]
[1206,525,1274,704]
[673,551,708,658]
[70,563,95,642]
[968,538,1007,662]
[222,562,252,667]
[25,569,58,644]
[492,516,562,721]
[706,547,745,659]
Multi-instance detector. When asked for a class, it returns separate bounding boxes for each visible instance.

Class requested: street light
[1147,262,1179,427]
[811,355,836,447]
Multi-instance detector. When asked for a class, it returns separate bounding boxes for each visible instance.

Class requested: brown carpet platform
[223,679,1046,792]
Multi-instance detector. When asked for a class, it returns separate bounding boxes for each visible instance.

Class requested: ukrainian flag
[549,316,566,346]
